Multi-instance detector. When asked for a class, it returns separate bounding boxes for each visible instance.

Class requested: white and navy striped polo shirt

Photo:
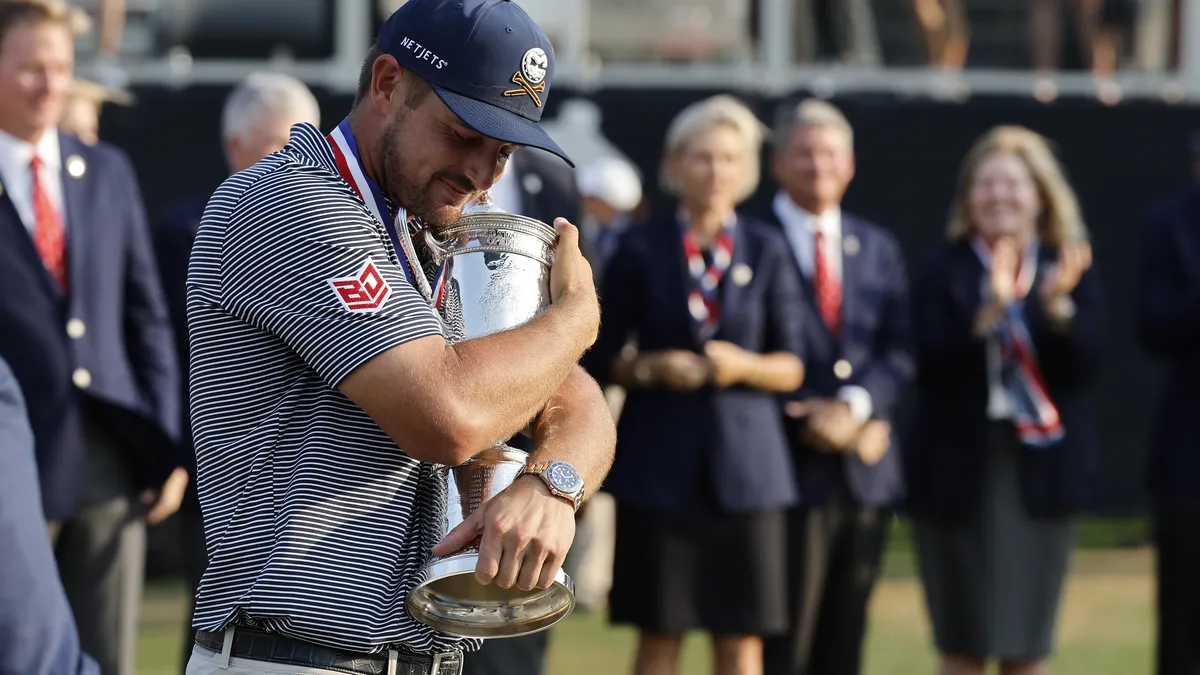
[186,122,478,655]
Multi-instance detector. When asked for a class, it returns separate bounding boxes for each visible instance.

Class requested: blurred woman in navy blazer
[583,95,807,675]
[905,126,1105,675]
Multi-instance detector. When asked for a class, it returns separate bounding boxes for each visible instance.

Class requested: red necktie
[31,156,66,291]
[814,230,841,333]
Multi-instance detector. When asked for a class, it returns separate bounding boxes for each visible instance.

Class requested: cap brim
[431,85,574,168]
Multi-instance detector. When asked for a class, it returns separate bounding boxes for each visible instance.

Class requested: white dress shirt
[773,191,873,423]
[0,127,66,235]
[773,190,843,282]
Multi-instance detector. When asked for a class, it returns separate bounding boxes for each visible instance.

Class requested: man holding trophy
[182,1,616,674]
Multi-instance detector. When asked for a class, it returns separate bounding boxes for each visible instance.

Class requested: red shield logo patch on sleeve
[329,259,391,312]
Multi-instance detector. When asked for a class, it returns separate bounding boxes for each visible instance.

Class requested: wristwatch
[516,461,585,512]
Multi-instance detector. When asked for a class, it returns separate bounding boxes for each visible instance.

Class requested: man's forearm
[444,296,597,451]
[524,366,615,499]
[738,351,804,392]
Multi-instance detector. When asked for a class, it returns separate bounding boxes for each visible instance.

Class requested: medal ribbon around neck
[682,226,735,341]
[326,119,440,301]
[970,236,1064,448]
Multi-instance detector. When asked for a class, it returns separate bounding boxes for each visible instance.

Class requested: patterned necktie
[814,230,841,333]
[31,156,66,291]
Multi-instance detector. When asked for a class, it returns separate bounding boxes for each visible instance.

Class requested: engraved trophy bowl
[407,196,576,639]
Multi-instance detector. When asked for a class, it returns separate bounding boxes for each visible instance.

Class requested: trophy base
[408,553,576,639]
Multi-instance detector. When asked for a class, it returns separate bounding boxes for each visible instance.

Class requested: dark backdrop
[101,85,1199,516]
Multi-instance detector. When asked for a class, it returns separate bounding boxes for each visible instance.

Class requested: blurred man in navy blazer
[0,353,98,675]
[760,99,914,675]
[0,3,186,674]
[1139,182,1200,675]
[153,70,320,675]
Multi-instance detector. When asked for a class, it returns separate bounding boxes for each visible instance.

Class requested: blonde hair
[660,94,767,203]
[772,98,854,151]
[947,125,1087,246]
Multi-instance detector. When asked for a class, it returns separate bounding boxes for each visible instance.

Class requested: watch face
[547,462,583,493]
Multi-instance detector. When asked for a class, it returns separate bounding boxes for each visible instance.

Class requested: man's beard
[379,115,478,233]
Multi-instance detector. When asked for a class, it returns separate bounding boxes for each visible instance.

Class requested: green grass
[139,521,1157,675]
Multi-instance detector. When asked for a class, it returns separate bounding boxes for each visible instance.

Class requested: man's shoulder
[207,153,364,234]
[841,211,907,270]
[63,135,135,183]
[738,212,791,249]
[843,211,899,246]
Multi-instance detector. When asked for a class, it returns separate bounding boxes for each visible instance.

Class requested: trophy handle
[422,228,449,265]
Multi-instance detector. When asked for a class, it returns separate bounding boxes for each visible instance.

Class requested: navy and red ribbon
[972,237,1065,448]
[682,224,734,342]
[326,118,425,291]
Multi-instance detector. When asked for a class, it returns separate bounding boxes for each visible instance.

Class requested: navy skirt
[608,500,789,636]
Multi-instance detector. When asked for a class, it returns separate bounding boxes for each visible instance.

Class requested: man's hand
[704,340,757,389]
[549,218,600,346]
[786,398,861,451]
[433,474,576,592]
[139,466,189,525]
[644,350,711,391]
[854,419,891,466]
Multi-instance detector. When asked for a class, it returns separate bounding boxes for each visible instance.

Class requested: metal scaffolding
[73,0,1200,104]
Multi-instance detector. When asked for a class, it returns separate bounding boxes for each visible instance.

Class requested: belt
[195,627,463,675]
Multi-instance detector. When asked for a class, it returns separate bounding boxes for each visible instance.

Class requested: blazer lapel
[59,137,90,301]
[768,201,835,353]
[658,216,699,348]
[766,203,822,321]
[838,215,862,341]
[0,172,63,299]
[718,216,751,332]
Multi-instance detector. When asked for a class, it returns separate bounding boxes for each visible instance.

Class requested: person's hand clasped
[703,340,756,389]
[1039,240,1092,305]
[140,466,189,525]
[854,419,891,466]
[432,474,576,592]
[988,236,1020,306]
[645,350,711,391]
[786,398,861,451]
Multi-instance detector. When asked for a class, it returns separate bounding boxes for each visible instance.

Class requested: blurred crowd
[2,1,1200,675]
[784,0,1179,73]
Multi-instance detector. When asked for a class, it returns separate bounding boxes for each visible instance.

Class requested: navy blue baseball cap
[377,0,573,167]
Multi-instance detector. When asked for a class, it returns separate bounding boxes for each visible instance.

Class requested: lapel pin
[521,173,543,195]
[66,155,86,178]
[843,234,860,256]
[0,181,5,198]
[731,263,753,287]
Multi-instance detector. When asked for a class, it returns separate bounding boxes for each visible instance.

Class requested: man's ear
[371,56,405,109]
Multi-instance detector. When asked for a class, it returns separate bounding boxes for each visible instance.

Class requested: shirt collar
[773,190,840,236]
[0,126,61,170]
[675,207,737,232]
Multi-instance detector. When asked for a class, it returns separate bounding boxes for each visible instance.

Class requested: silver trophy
[406,195,576,639]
